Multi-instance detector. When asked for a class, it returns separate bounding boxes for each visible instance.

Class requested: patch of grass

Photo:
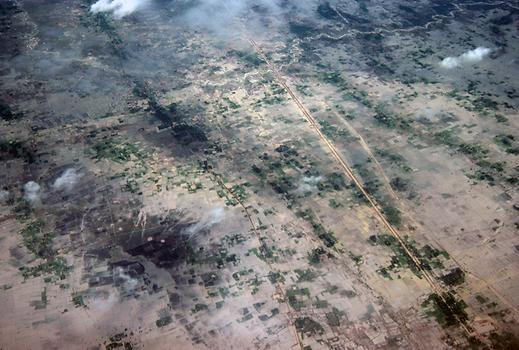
[433,129,504,184]
[218,287,230,298]
[0,139,34,163]
[90,12,126,59]
[287,286,310,311]
[20,257,73,280]
[369,234,448,278]
[319,71,349,90]
[258,308,279,321]
[307,247,327,265]
[348,251,363,265]
[381,205,402,227]
[390,177,409,192]
[317,172,348,193]
[328,198,342,208]
[155,316,172,328]
[294,317,325,336]
[488,331,519,349]
[268,271,285,284]
[238,312,254,323]
[19,220,53,259]
[421,292,468,328]
[229,183,249,202]
[325,307,344,327]
[375,149,412,172]
[494,134,519,155]
[475,294,488,304]
[228,49,263,67]
[433,129,459,147]
[223,97,240,110]
[440,267,465,286]
[472,96,498,111]
[0,101,22,121]
[373,104,411,131]
[72,292,86,308]
[122,179,139,194]
[40,287,48,308]
[17,219,74,281]
[294,269,317,282]
[313,298,328,309]
[297,209,338,248]
[192,303,208,313]
[91,139,147,163]
[317,119,352,141]
[296,84,312,96]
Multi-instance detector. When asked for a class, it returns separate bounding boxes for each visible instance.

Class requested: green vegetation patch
[297,209,338,248]
[325,307,345,327]
[287,286,310,311]
[373,104,411,131]
[348,251,363,265]
[294,269,317,282]
[313,298,328,309]
[268,271,285,284]
[294,317,325,336]
[440,267,465,286]
[494,134,519,155]
[228,49,264,67]
[0,101,22,121]
[0,139,34,163]
[258,308,280,321]
[317,172,348,193]
[318,71,372,107]
[229,183,249,203]
[92,139,148,163]
[380,204,402,227]
[192,303,208,313]
[488,331,519,350]
[317,119,353,141]
[307,247,327,265]
[18,220,73,281]
[19,220,53,259]
[369,234,448,278]
[32,287,48,309]
[20,256,73,280]
[89,12,126,59]
[72,292,86,308]
[155,316,173,328]
[421,292,468,328]
[432,128,508,185]
[223,97,241,110]
[375,149,412,172]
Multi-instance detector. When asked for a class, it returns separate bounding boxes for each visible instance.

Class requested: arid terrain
[0,0,518,349]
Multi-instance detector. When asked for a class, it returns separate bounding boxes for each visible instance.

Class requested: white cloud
[23,181,41,205]
[90,0,149,19]
[52,168,81,192]
[440,47,492,69]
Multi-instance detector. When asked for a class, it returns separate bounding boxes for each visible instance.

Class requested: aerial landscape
[0,0,518,349]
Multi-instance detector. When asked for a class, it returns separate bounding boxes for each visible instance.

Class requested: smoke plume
[90,0,150,19]
[440,47,492,69]
[297,175,322,193]
[23,181,41,206]
[0,190,10,204]
[52,168,81,192]
[185,207,225,237]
